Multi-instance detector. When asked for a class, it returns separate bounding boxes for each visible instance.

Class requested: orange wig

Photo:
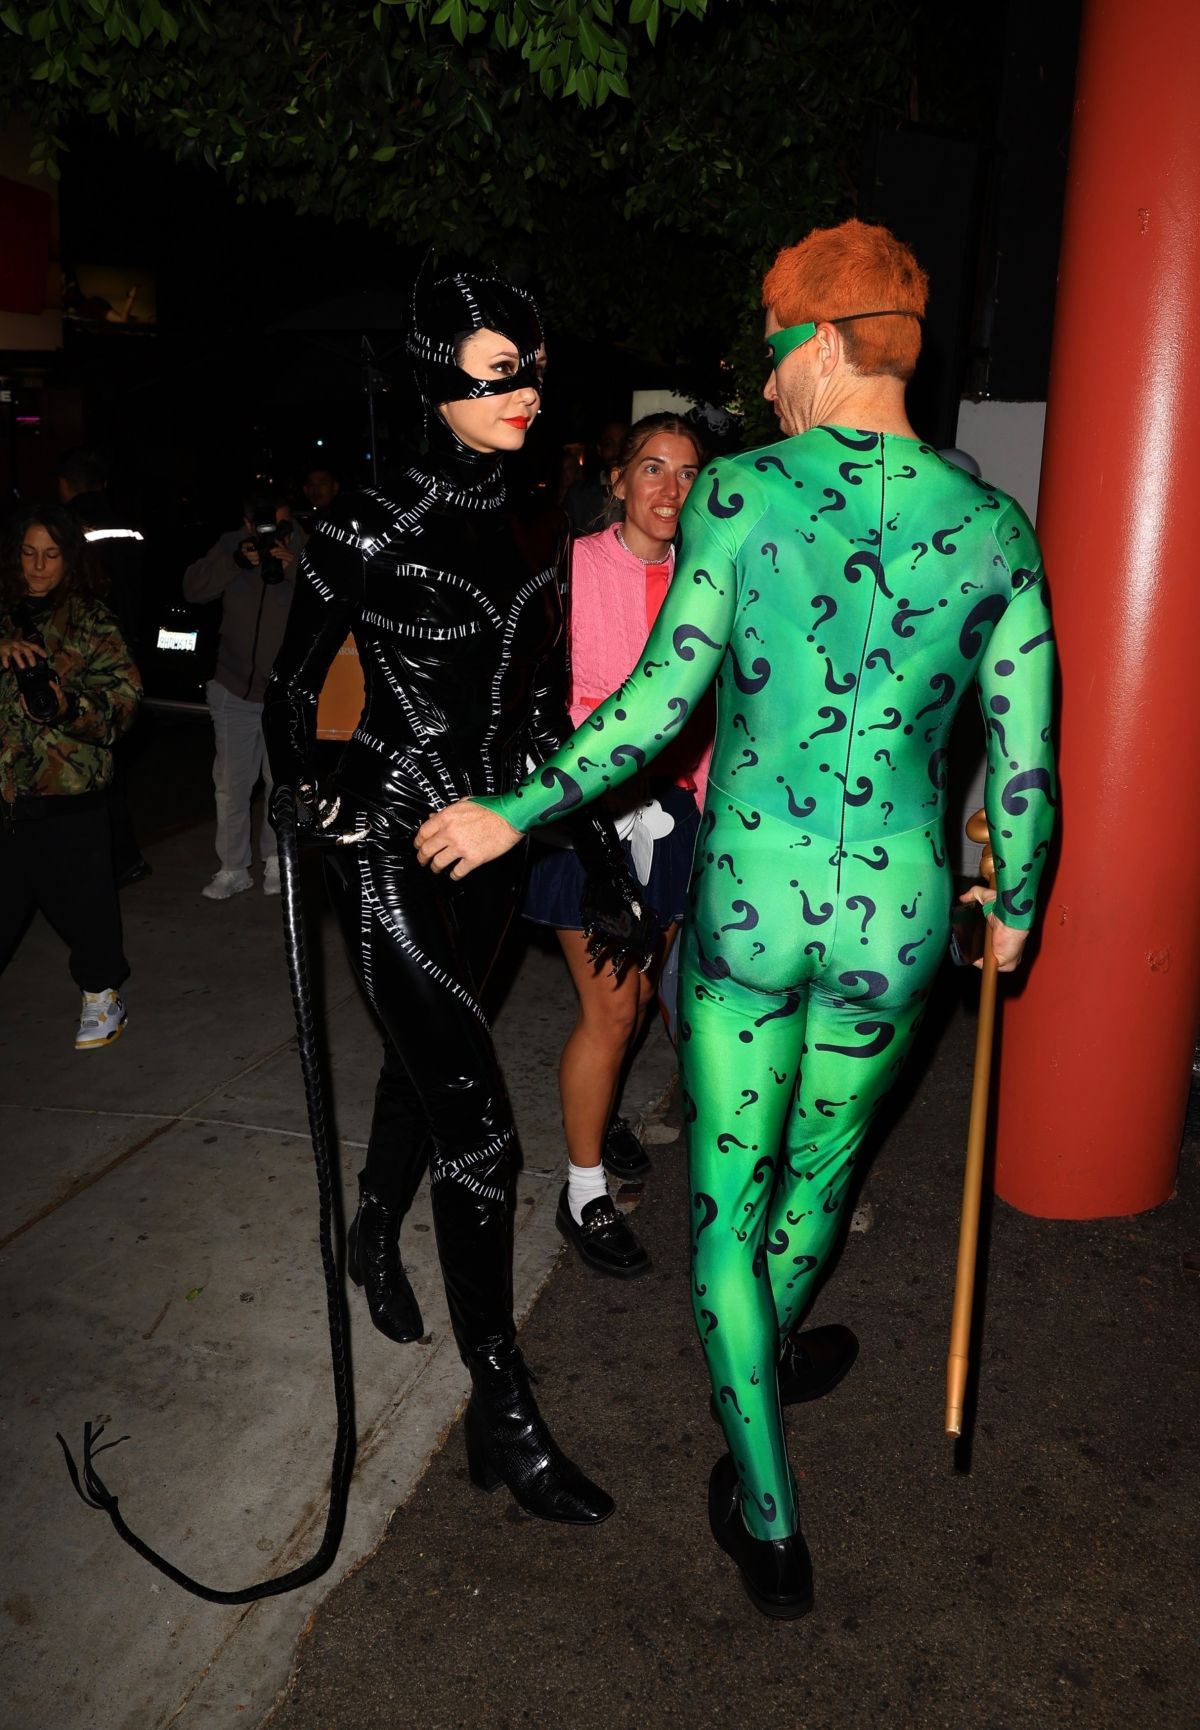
[761,219,929,381]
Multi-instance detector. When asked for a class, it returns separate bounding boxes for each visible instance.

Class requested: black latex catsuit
[264,273,625,1522]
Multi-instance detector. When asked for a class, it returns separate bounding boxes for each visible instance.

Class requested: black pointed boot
[428,1141,613,1525]
[464,1344,613,1524]
[347,1182,425,1343]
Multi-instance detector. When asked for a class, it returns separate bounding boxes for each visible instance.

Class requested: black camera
[235,496,292,583]
[9,616,60,723]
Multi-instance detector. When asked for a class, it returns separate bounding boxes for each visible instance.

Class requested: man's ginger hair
[762,219,929,381]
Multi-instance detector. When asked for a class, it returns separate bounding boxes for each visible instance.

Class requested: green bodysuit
[480,427,1056,1538]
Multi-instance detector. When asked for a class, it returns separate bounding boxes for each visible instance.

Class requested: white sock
[567,1159,609,1225]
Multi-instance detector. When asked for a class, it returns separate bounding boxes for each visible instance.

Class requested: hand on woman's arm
[416,466,753,879]
[414,801,522,878]
[481,475,745,840]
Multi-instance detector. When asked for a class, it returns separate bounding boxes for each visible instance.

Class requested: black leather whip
[57,787,357,1601]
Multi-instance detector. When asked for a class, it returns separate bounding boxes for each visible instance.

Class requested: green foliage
[0,0,914,412]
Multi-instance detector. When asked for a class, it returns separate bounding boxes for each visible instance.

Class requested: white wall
[630,387,733,439]
[954,398,1047,519]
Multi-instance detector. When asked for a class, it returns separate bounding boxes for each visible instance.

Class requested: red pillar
[993,0,1200,1218]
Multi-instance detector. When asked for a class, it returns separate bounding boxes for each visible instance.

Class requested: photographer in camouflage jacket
[0,503,142,1050]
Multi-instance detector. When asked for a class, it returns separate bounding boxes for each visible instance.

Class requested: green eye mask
[765,310,923,372]
[764,322,817,369]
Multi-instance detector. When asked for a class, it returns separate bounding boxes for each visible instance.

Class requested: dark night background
[1,0,1081,641]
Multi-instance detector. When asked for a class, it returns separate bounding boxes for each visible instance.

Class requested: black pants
[0,802,130,992]
[323,808,526,1364]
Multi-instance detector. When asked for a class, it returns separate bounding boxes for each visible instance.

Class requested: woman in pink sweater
[523,414,711,1277]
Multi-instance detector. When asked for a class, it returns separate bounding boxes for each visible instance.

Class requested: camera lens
[13,659,60,723]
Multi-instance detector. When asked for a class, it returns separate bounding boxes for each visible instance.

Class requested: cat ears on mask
[407,254,545,404]
[409,254,541,357]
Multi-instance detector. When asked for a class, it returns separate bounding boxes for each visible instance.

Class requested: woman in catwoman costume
[264,269,648,1526]
[416,221,1058,1613]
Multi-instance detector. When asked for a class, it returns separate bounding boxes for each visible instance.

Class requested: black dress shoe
[601,1115,652,1180]
[347,1184,425,1343]
[116,857,153,888]
[464,1344,614,1524]
[709,1323,858,1425]
[708,1452,814,1619]
[555,1184,652,1278]
[778,1323,859,1407]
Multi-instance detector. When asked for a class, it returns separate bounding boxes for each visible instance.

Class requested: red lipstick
[502,416,529,429]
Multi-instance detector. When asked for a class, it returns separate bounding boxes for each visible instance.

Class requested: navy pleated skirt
[521,783,701,932]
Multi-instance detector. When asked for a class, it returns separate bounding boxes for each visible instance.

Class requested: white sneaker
[201,868,253,900]
[76,989,127,1051]
[262,856,281,896]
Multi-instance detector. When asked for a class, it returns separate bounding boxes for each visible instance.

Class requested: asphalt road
[263,983,1200,1730]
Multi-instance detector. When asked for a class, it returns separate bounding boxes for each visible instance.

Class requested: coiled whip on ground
[57,786,357,1601]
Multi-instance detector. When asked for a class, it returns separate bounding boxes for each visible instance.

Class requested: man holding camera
[183,496,304,899]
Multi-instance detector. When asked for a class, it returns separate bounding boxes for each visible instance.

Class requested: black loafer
[555,1184,651,1278]
[116,857,153,888]
[708,1452,814,1619]
[602,1116,652,1181]
[778,1323,859,1407]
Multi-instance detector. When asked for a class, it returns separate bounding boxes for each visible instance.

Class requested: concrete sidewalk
[0,808,676,1730]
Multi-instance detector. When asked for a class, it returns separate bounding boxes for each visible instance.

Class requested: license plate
[157,628,198,652]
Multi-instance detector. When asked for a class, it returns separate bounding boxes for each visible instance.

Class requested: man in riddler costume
[416,220,1057,1617]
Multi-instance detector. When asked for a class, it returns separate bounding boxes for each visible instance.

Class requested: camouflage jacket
[0,592,142,807]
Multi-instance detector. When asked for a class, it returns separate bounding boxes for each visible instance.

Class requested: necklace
[616,526,674,567]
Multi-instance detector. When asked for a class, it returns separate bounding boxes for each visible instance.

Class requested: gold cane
[945,808,998,1437]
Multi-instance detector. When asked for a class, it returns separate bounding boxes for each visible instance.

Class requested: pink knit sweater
[567,524,711,804]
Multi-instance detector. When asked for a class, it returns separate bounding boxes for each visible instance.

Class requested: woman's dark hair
[0,502,104,612]
[605,413,707,520]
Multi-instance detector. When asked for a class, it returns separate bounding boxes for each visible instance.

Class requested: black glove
[570,811,657,977]
[268,781,368,849]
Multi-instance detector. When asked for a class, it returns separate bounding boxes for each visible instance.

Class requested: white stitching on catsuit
[359,856,510,1200]
[357,855,376,1010]
[361,609,481,641]
[422,747,462,802]
[359,485,436,540]
[360,862,489,1030]
[350,730,445,808]
[432,1127,514,1200]
[400,567,505,625]
[299,550,336,601]
[371,640,429,739]
[313,522,369,553]
[481,565,557,792]
[368,644,461,801]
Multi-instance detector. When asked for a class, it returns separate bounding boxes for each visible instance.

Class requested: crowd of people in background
[0,424,698,1069]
